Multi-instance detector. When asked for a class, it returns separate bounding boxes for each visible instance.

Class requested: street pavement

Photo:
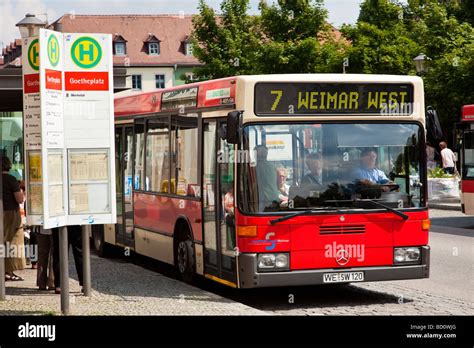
[0,252,265,315]
[0,209,471,316]
[197,208,473,315]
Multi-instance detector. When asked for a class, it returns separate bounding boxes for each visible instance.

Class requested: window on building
[115,42,126,56]
[173,115,199,197]
[149,42,160,55]
[185,42,193,56]
[132,75,142,90]
[145,118,170,193]
[185,73,195,82]
[155,74,165,89]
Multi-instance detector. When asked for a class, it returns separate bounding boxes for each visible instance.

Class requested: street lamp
[16,13,46,38]
[413,53,431,75]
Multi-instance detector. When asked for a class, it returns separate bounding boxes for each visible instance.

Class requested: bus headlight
[258,253,289,271]
[394,247,421,264]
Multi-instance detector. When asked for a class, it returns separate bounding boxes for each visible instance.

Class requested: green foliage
[258,0,345,74]
[191,0,261,80]
[191,0,346,78]
[341,0,419,75]
[428,167,453,178]
[404,1,474,129]
[342,0,474,132]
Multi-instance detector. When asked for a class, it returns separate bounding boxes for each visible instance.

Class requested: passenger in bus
[352,148,390,191]
[224,184,235,250]
[300,153,323,187]
[277,166,290,199]
[255,145,281,210]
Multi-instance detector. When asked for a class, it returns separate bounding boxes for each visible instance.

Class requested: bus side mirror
[426,106,443,141]
[225,111,242,144]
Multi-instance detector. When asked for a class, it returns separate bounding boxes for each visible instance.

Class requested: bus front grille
[319,224,366,235]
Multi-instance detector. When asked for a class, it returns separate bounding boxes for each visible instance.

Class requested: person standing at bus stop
[51,225,84,293]
[439,141,456,174]
[2,155,25,281]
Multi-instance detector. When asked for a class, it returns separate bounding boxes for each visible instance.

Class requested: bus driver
[352,148,391,192]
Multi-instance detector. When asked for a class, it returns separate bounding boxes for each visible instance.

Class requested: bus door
[202,119,238,286]
[115,125,135,248]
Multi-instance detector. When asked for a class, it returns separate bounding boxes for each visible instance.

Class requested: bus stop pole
[59,226,69,315]
[0,198,6,301]
[82,225,91,296]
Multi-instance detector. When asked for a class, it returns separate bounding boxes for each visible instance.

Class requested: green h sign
[47,35,60,67]
[28,39,39,71]
[71,37,102,69]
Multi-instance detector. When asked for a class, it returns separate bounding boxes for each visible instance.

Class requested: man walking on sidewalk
[439,141,456,174]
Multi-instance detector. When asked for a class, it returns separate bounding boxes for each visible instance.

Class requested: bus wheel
[176,237,195,284]
[92,225,111,258]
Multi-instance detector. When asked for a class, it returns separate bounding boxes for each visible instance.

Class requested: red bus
[460,105,474,214]
[92,74,430,288]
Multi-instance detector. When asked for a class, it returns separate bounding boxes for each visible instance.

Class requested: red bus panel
[462,105,474,121]
[236,210,428,270]
[133,193,203,242]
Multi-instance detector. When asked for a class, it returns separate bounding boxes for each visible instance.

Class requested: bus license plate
[323,272,364,283]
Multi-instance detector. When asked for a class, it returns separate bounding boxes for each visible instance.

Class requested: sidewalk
[428,197,461,211]
[0,253,265,316]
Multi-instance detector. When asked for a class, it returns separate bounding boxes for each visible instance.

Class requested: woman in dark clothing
[2,155,25,281]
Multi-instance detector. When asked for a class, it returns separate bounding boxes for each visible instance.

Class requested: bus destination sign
[254,82,414,116]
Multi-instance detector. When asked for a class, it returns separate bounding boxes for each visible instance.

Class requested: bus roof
[114,76,236,118]
[462,105,474,121]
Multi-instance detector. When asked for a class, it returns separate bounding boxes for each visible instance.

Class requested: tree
[341,0,474,134]
[405,1,474,129]
[340,0,419,74]
[258,0,346,73]
[191,0,261,80]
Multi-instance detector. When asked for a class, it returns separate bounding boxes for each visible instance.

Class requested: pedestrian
[439,141,456,174]
[2,155,25,281]
[52,225,84,294]
[35,226,55,290]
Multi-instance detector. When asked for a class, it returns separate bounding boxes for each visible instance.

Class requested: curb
[428,203,461,211]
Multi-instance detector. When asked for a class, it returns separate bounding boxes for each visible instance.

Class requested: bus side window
[134,122,145,190]
[145,117,170,193]
[174,115,199,197]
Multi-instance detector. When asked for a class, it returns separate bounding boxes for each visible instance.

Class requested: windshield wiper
[269,207,342,225]
[353,198,409,220]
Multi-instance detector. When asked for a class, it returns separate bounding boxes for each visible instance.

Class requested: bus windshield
[239,122,425,213]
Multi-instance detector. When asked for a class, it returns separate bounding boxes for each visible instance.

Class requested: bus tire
[92,225,111,258]
[176,235,195,284]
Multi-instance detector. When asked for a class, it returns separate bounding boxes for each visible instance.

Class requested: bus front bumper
[238,246,430,288]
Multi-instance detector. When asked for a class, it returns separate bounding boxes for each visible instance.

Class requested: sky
[0,0,363,52]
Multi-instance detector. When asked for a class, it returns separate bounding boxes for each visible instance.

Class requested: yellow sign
[29,152,42,182]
